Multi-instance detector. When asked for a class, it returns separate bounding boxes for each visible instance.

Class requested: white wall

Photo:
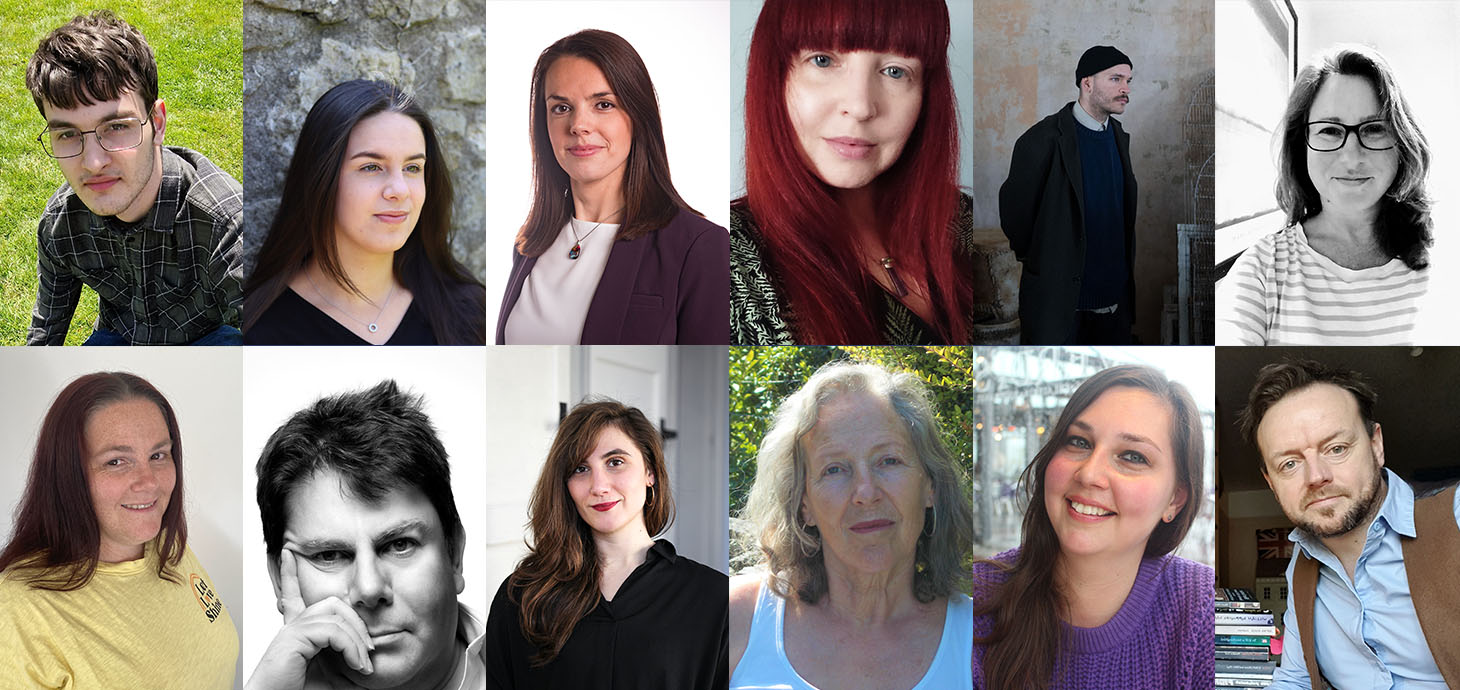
[0,348,244,688]
[483,344,730,601]
[238,347,487,681]
[483,1,733,336]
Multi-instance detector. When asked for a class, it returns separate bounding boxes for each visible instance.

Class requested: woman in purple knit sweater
[971,365,1214,689]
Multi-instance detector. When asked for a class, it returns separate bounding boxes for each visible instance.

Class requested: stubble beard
[1294,465,1385,539]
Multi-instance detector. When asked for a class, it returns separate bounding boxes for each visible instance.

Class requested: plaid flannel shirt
[27,146,243,345]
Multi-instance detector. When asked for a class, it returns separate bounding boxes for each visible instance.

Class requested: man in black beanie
[999,45,1138,344]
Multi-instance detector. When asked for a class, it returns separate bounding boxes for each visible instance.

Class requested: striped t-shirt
[1216,223,1427,345]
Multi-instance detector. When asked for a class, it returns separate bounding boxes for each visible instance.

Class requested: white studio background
[239,347,487,679]
[0,348,245,689]
[483,1,733,337]
[728,0,976,197]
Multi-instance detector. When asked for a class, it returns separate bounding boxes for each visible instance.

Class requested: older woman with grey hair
[729,362,974,690]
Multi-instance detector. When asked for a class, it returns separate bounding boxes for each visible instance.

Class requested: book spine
[1216,635,1271,646]
[1216,625,1280,637]
[1216,612,1275,625]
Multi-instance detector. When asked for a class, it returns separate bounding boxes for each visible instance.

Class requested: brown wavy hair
[973,365,1205,690]
[0,372,187,590]
[1275,45,1432,270]
[508,398,675,666]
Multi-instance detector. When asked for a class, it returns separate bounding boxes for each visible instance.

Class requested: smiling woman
[486,399,727,688]
[1216,45,1433,345]
[496,30,729,345]
[0,372,237,689]
[243,80,486,345]
[971,365,1212,690]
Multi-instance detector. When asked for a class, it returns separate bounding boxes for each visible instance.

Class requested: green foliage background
[0,0,242,345]
[729,346,974,517]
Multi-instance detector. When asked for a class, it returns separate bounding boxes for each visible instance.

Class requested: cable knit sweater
[971,548,1215,689]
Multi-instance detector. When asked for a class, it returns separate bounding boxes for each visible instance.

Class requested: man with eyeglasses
[24,11,242,345]
[999,45,1139,345]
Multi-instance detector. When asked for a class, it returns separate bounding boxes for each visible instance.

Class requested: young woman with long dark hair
[485,399,726,688]
[496,30,729,345]
[244,80,486,345]
[732,0,978,345]
[0,372,237,687]
[971,365,1213,689]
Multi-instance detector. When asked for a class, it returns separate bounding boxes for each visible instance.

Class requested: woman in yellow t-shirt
[0,372,238,689]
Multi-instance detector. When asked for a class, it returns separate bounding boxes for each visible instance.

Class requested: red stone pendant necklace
[567,207,624,260]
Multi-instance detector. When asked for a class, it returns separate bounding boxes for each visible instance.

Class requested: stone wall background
[241,0,485,282]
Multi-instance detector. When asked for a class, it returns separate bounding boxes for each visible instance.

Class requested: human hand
[245,550,374,690]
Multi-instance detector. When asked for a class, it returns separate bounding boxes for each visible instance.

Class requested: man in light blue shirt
[1239,360,1458,689]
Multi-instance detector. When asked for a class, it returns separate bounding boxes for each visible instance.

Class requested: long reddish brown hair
[509,399,674,666]
[516,30,699,258]
[0,372,187,590]
[742,0,971,344]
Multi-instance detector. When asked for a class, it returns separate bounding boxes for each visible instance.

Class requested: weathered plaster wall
[241,0,485,281]
[974,0,1214,344]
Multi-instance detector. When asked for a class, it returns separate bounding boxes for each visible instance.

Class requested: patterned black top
[729,193,975,345]
[27,146,243,345]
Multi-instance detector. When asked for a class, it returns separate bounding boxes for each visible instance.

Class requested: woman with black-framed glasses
[1217,44,1433,345]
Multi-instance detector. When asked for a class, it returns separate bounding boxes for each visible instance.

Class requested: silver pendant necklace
[305,270,396,334]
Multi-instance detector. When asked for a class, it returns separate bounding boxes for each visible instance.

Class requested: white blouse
[504,218,620,344]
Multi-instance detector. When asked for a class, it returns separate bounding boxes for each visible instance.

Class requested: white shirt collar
[1073,100,1109,131]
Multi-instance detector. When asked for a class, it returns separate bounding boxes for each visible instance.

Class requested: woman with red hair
[732,0,977,345]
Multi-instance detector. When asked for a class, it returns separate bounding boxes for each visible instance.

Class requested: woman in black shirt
[243,80,485,345]
[486,399,726,689]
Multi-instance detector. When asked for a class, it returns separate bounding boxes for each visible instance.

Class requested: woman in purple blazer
[496,29,729,345]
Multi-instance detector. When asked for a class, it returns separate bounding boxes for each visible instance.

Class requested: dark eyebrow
[47,108,127,129]
[1310,115,1383,124]
[547,92,614,101]
[1068,420,1164,453]
[293,537,352,552]
[599,447,632,460]
[374,519,430,546]
[1265,430,1346,465]
[290,519,431,553]
[91,439,172,459]
[348,151,427,162]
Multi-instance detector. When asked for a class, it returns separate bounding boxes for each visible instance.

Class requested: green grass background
[0,0,241,345]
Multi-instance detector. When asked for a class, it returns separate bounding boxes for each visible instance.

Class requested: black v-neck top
[244,286,435,345]
[486,540,728,690]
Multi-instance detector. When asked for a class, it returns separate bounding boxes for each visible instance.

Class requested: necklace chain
[305,270,396,334]
[567,206,625,260]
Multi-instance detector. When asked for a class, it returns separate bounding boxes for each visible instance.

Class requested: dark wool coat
[998,101,1138,344]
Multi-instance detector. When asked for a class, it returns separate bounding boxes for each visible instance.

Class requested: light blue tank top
[729,579,974,690]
